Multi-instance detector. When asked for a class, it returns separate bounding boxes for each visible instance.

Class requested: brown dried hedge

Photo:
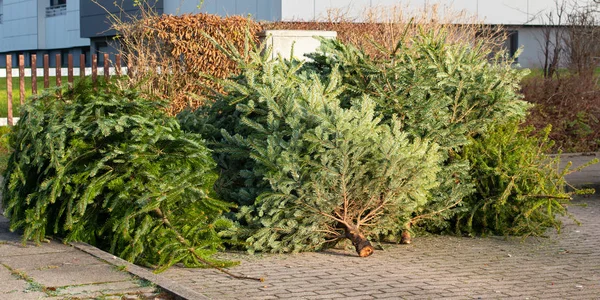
[262,6,505,59]
[117,13,262,115]
[523,74,600,153]
[116,5,502,115]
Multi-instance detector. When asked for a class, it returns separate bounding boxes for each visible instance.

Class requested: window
[46,0,66,17]
[0,0,4,24]
[61,49,69,67]
[95,41,109,65]
[502,30,519,62]
[50,0,66,6]
[82,46,91,67]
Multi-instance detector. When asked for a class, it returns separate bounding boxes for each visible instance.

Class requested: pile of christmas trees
[2,25,590,273]
[179,27,587,256]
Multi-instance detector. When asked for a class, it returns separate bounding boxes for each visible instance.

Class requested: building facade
[1,0,599,68]
[0,0,89,67]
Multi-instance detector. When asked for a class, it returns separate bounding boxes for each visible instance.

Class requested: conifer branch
[358,200,387,226]
[356,194,381,226]
[153,208,265,282]
[523,195,572,200]
[409,198,463,224]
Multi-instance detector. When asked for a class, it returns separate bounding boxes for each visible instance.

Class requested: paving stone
[0,279,28,295]
[0,291,49,300]
[55,279,151,296]
[0,249,104,270]
[24,263,137,287]
[160,193,600,300]
[1,155,600,299]
[0,241,70,257]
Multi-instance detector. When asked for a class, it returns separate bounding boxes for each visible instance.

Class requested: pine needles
[2,80,236,272]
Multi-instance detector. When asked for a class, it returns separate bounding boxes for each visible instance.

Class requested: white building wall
[0,0,38,52]
[2,0,597,69]
[0,0,89,52]
[44,0,88,49]
[64,0,88,47]
[164,0,282,21]
[279,0,599,25]
[516,27,543,69]
[0,0,4,45]
[516,26,571,69]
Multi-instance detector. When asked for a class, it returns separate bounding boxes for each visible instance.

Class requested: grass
[0,76,69,117]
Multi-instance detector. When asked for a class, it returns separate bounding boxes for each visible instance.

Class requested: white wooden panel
[260,30,337,60]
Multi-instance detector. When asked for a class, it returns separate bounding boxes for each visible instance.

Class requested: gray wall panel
[80,0,163,38]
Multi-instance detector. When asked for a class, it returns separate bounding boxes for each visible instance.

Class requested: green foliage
[0,126,12,173]
[304,27,531,231]
[2,80,235,272]
[458,120,597,236]
[180,40,442,253]
[179,25,571,253]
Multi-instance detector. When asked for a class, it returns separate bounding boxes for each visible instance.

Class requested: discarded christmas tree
[179,41,442,256]
[459,120,597,236]
[3,80,235,272]
[304,27,530,237]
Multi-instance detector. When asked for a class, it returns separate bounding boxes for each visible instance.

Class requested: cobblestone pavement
[162,195,600,299]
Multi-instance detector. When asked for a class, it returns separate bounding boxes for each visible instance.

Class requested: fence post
[68,54,73,88]
[32,54,38,95]
[43,54,49,88]
[6,55,13,126]
[56,54,62,87]
[19,55,25,105]
[104,53,109,81]
[127,55,133,78]
[80,54,85,78]
[115,54,121,76]
[92,54,97,83]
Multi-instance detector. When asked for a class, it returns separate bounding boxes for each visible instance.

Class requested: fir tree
[3,80,235,272]
[459,120,597,236]
[304,27,531,239]
[180,42,442,256]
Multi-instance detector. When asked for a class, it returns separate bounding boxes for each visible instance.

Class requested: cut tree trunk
[400,230,412,244]
[343,224,374,257]
[400,223,412,244]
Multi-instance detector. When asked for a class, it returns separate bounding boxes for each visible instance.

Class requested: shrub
[0,126,11,173]
[458,120,597,236]
[2,80,233,272]
[110,6,262,115]
[304,27,530,235]
[523,74,600,153]
[179,42,442,256]
[263,4,506,59]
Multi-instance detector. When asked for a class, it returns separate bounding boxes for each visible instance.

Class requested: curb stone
[70,242,209,300]
[559,152,600,193]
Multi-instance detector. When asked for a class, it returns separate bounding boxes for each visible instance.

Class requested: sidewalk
[158,153,600,299]
[0,153,598,299]
[0,214,166,299]
[561,152,600,189]
[161,197,600,299]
